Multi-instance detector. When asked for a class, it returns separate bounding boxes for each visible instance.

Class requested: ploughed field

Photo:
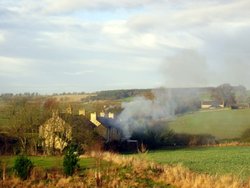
[143,146,250,180]
[169,108,250,139]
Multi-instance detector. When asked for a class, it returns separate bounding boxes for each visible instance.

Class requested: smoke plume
[117,89,176,138]
[117,50,204,138]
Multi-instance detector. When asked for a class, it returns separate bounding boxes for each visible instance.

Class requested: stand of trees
[0,97,59,155]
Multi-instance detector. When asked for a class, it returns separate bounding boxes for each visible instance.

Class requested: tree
[8,98,43,154]
[211,84,236,107]
[234,85,248,104]
[13,156,33,180]
[63,144,79,176]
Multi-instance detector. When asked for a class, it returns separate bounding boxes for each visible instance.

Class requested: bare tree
[211,84,236,107]
[8,99,42,154]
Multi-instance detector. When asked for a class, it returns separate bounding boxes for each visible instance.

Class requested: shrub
[131,124,175,149]
[241,128,250,142]
[173,134,217,146]
[63,144,80,176]
[13,155,33,180]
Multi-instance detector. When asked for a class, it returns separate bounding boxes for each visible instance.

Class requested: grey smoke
[117,50,205,138]
[161,49,210,88]
[117,88,177,138]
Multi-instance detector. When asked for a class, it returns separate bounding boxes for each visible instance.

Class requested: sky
[0,0,250,94]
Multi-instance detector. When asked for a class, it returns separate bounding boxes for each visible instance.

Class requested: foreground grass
[96,152,249,188]
[0,156,95,171]
[169,108,250,139]
[144,146,250,180]
[0,155,173,187]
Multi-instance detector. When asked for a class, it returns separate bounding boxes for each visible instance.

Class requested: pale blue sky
[0,0,250,94]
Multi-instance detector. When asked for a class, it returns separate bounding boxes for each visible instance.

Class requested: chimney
[79,109,85,116]
[100,111,105,117]
[108,112,114,119]
[90,112,101,126]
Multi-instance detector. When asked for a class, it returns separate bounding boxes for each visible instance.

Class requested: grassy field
[144,146,250,180]
[0,156,96,171]
[0,155,173,187]
[169,108,250,139]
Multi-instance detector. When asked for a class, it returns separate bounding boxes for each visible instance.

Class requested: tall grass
[1,151,249,187]
[89,151,250,188]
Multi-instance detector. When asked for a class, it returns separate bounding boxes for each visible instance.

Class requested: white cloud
[63,70,94,76]
[102,20,128,35]
[1,0,250,92]
[0,56,31,76]
[42,0,156,13]
[0,32,5,44]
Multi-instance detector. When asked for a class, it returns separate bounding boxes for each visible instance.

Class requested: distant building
[201,100,224,109]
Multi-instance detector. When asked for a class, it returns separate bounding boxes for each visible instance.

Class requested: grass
[144,146,250,180]
[0,156,95,170]
[169,108,250,139]
[0,154,174,187]
[96,151,249,188]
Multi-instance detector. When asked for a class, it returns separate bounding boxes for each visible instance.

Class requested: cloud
[63,70,94,76]
[0,32,5,44]
[0,0,250,93]
[0,56,31,76]
[42,0,157,13]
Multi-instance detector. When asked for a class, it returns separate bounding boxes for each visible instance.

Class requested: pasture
[144,146,250,180]
[169,109,250,139]
[0,156,95,171]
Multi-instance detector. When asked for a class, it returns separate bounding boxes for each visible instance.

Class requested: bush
[173,134,217,146]
[131,124,175,149]
[241,128,250,142]
[13,156,33,180]
[63,144,80,176]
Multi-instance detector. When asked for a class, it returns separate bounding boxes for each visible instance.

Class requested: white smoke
[117,88,177,138]
[117,50,209,138]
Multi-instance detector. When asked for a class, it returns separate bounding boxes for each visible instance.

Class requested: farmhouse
[39,109,122,154]
[39,111,72,154]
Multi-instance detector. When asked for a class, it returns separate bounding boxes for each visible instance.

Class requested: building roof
[97,117,124,136]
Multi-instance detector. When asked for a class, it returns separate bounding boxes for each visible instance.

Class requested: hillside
[169,109,250,139]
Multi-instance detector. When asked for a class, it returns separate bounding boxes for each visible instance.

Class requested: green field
[144,146,250,180]
[0,156,95,170]
[169,109,250,139]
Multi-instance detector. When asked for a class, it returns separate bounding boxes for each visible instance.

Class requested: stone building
[39,109,122,154]
[39,111,72,154]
